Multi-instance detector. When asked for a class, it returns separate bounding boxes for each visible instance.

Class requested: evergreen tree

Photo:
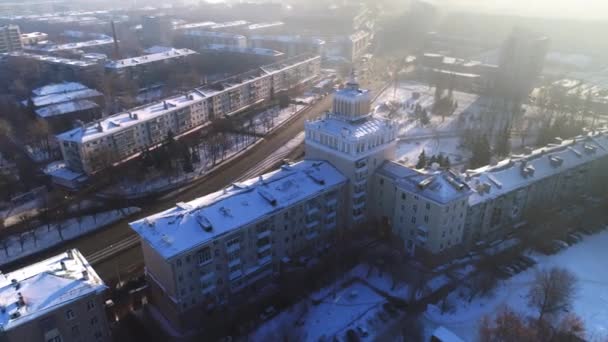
[429,154,438,166]
[436,154,445,167]
[471,135,491,168]
[416,150,427,169]
[444,156,451,168]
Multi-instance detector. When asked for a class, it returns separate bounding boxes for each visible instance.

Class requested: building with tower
[305,71,398,227]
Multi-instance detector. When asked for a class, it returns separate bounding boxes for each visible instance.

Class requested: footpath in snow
[0,207,140,267]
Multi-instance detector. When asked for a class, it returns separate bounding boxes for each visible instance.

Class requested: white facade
[130,160,347,332]
[0,25,22,53]
[57,55,321,174]
[305,73,397,227]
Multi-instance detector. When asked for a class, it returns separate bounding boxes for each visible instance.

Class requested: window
[411,216,416,224]
[412,204,417,212]
[94,331,103,340]
[424,215,429,223]
[90,316,98,325]
[176,259,182,267]
[198,247,212,265]
[426,203,430,210]
[66,309,75,320]
[86,300,95,311]
[71,325,80,336]
[401,193,406,200]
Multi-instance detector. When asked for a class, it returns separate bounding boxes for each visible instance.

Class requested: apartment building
[463,133,608,247]
[129,160,347,334]
[175,30,248,50]
[372,162,471,256]
[20,31,48,46]
[56,55,321,175]
[105,48,198,82]
[0,25,22,53]
[5,51,104,85]
[0,249,110,342]
[249,35,325,58]
[305,72,397,228]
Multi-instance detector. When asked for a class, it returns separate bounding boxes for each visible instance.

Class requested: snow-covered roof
[57,55,320,144]
[8,51,100,67]
[466,131,608,206]
[432,326,465,342]
[174,21,216,31]
[130,160,347,260]
[32,88,102,108]
[143,45,174,54]
[378,161,471,204]
[210,20,249,30]
[203,44,283,57]
[32,82,87,96]
[184,30,246,40]
[0,249,106,331]
[35,99,98,118]
[105,48,197,69]
[56,91,206,143]
[305,116,395,141]
[24,38,114,52]
[247,22,284,31]
[250,35,325,46]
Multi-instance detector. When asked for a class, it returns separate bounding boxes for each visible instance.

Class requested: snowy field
[374,81,543,168]
[423,229,608,341]
[0,207,140,266]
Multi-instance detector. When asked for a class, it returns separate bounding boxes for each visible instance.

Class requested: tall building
[0,249,111,342]
[142,15,173,46]
[305,72,397,228]
[496,29,550,101]
[0,25,23,53]
[129,160,347,335]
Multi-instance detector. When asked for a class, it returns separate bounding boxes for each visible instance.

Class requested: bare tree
[528,267,577,323]
[479,306,537,342]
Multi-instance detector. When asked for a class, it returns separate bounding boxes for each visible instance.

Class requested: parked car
[356,325,369,338]
[519,256,537,267]
[260,306,277,321]
[377,311,389,322]
[383,302,398,316]
[346,329,361,342]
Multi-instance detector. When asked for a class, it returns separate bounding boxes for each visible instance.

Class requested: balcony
[228,258,241,268]
[229,269,243,281]
[226,243,240,254]
[201,285,216,295]
[306,220,320,229]
[257,230,271,239]
[307,207,320,216]
[305,231,319,240]
[257,243,272,254]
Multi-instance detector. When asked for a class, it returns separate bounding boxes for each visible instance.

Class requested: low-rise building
[5,51,104,84]
[56,54,321,175]
[463,133,608,247]
[129,160,347,334]
[175,30,247,50]
[249,35,325,58]
[20,32,48,46]
[105,48,198,83]
[0,249,111,342]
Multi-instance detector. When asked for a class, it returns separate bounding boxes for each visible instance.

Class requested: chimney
[17,293,24,307]
[82,271,89,281]
[163,101,168,110]
[60,260,66,270]
[66,249,73,259]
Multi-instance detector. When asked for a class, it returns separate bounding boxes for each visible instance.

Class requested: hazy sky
[431,0,608,20]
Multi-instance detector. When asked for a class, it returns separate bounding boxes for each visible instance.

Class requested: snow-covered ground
[423,229,608,341]
[252,280,390,342]
[375,81,544,168]
[0,207,140,267]
[103,105,307,197]
[250,262,418,342]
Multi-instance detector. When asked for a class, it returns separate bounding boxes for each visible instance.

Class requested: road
[4,95,334,284]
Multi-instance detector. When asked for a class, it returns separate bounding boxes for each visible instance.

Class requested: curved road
[5,95,334,285]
